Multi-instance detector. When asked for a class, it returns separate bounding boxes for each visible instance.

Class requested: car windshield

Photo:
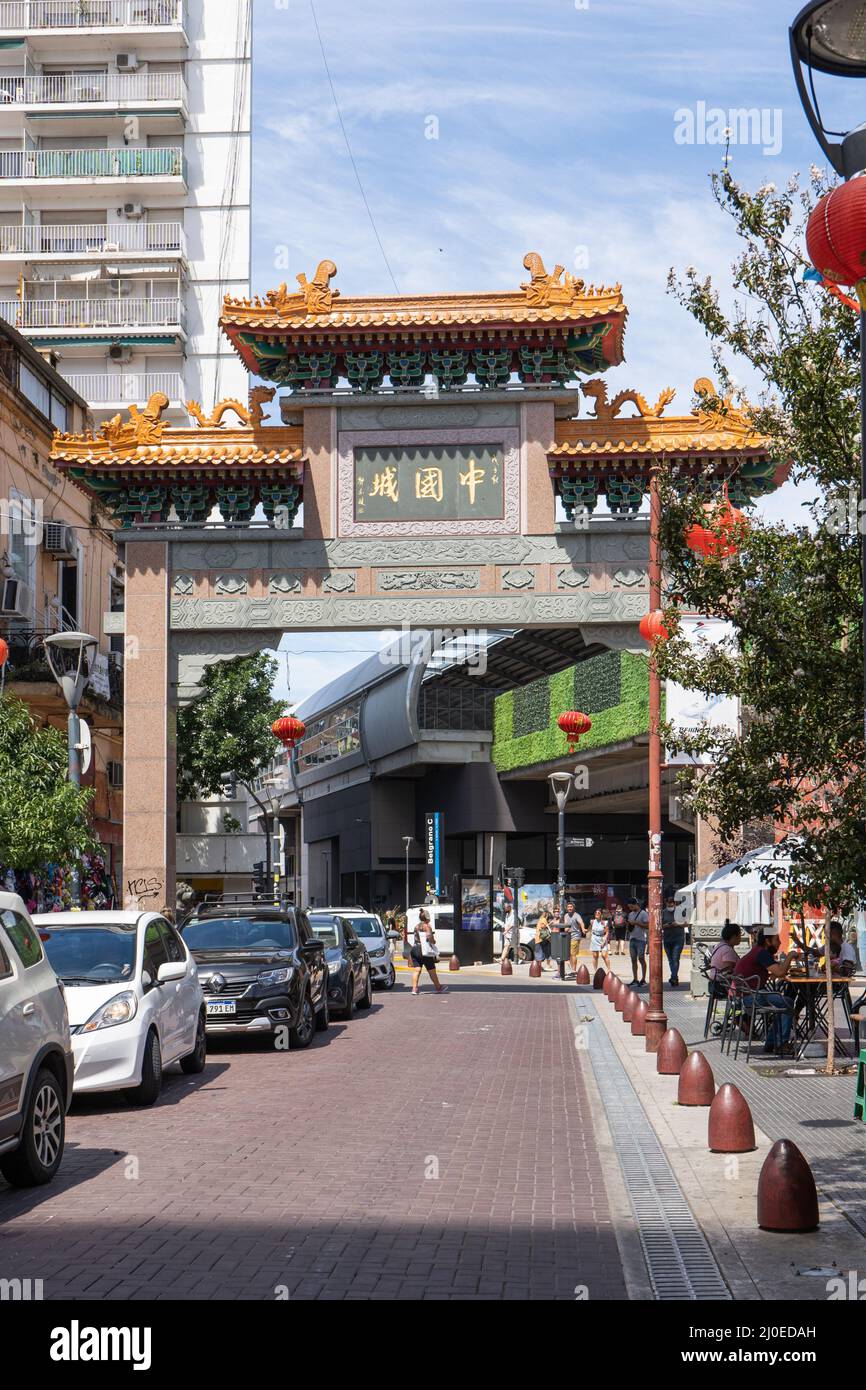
[345,916,383,940]
[182,916,295,951]
[308,917,341,950]
[39,925,137,985]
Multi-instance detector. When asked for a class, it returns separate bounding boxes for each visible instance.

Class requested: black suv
[180,903,328,1047]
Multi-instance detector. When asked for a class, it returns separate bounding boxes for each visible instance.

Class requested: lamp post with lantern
[791,0,866,751]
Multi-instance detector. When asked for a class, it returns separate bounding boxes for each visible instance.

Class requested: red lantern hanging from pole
[639,610,670,644]
[557,710,592,752]
[806,178,866,309]
[272,716,306,752]
[685,487,746,559]
[0,638,8,668]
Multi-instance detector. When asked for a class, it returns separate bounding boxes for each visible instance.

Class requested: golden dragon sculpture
[186,386,276,429]
[100,391,171,446]
[582,379,677,421]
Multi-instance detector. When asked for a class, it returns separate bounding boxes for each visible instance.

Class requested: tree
[176,653,284,803]
[657,168,864,914]
[0,694,96,869]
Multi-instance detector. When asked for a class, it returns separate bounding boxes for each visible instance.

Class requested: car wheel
[127,1029,163,1107]
[180,1011,207,1075]
[382,965,396,990]
[518,945,533,964]
[342,976,355,1020]
[0,1068,65,1188]
[315,992,330,1032]
[289,992,315,1049]
[357,971,372,1010]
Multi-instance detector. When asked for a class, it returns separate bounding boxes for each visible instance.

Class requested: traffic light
[252,861,266,894]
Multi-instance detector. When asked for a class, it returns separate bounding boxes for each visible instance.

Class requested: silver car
[314,908,395,989]
[0,894,73,1187]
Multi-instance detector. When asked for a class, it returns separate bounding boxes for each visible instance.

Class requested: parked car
[0,895,73,1187]
[180,902,328,1047]
[311,908,395,989]
[308,913,373,1018]
[35,911,206,1107]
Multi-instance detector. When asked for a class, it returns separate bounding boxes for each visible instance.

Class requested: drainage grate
[577,997,731,1300]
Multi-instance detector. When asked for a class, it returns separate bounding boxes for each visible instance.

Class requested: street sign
[563,836,594,849]
[425,811,444,896]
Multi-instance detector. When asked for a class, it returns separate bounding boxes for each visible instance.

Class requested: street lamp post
[549,770,574,981]
[791,1,866,753]
[403,836,413,914]
[644,469,668,1051]
[43,631,98,910]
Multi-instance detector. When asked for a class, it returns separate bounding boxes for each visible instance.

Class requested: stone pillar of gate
[123,540,175,912]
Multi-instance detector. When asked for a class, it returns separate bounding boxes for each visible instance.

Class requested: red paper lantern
[806,178,866,309]
[639,610,670,644]
[0,638,8,668]
[557,710,592,751]
[272,716,306,751]
[685,491,746,559]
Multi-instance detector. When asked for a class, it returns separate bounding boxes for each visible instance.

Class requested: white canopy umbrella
[695,843,795,928]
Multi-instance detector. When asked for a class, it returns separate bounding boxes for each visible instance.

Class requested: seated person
[828,921,857,978]
[732,926,796,1052]
[708,922,742,982]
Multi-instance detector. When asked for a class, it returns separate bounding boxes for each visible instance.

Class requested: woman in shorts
[406,908,448,996]
[589,907,611,974]
[611,901,628,956]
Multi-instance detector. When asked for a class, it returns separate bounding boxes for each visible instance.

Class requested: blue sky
[250,0,853,706]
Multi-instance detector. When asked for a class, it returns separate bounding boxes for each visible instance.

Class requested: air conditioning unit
[108,279,133,297]
[107,760,124,790]
[108,343,132,363]
[119,203,144,220]
[116,53,140,73]
[0,578,32,619]
[43,522,77,558]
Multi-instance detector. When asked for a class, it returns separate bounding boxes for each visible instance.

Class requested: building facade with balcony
[0,0,251,422]
[0,314,124,896]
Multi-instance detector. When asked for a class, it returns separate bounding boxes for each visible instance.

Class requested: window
[19,360,50,418]
[0,935,11,980]
[1,911,43,968]
[157,920,185,964]
[142,921,169,980]
[296,703,361,772]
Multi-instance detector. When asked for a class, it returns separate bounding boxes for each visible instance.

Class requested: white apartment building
[0,0,251,423]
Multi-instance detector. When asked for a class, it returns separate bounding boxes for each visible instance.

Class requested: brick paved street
[0,974,626,1301]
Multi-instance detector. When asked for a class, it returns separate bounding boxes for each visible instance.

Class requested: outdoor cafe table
[784,974,859,1061]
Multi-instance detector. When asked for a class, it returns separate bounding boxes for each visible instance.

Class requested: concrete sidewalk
[583,961,866,1300]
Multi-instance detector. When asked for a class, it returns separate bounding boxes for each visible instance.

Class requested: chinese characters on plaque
[354,445,504,523]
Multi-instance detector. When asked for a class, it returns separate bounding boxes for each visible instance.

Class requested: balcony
[0,71,187,114]
[0,220,186,261]
[63,370,184,407]
[0,146,187,185]
[0,2,186,36]
[4,628,123,716]
[2,291,186,335]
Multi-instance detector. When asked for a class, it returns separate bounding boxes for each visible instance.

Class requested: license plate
[206,1000,236,1016]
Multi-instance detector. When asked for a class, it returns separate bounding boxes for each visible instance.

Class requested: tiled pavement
[647,980,866,1240]
[0,974,627,1300]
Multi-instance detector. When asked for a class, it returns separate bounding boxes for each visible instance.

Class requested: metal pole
[645,467,668,1050]
[557,806,567,979]
[860,313,866,755]
[68,710,81,909]
[405,842,410,913]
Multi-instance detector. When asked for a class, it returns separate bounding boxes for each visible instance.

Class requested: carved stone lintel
[578,621,645,654]
[214,574,249,596]
[613,567,648,588]
[322,571,356,595]
[269,573,303,595]
[378,569,480,593]
[556,566,590,590]
[171,630,283,704]
[501,568,535,591]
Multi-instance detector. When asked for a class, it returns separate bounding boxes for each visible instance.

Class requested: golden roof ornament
[582,380,677,421]
[100,391,170,447]
[186,386,276,430]
[520,252,585,307]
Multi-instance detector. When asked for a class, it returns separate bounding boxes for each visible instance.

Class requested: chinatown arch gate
[50,253,777,910]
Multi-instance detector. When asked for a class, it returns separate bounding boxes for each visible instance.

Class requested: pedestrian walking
[611,900,628,956]
[589,906,611,974]
[535,908,554,972]
[662,893,686,988]
[405,908,448,995]
[627,898,648,988]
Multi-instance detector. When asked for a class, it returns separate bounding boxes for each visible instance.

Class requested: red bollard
[603,972,614,998]
[528,960,543,979]
[678,1051,716,1106]
[449,952,461,972]
[622,987,637,1023]
[708,1083,756,1153]
[631,997,648,1036]
[592,968,606,991]
[576,964,591,986]
[500,958,513,976]
[757,1140,819,1233]
[656,1028,688,1075]
[613,980,627,1013]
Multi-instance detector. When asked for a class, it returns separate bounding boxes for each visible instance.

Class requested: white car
[313,908,395,988]
[405,904,507,958]
[34,911,206,1106]
[0,894,73,1187]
